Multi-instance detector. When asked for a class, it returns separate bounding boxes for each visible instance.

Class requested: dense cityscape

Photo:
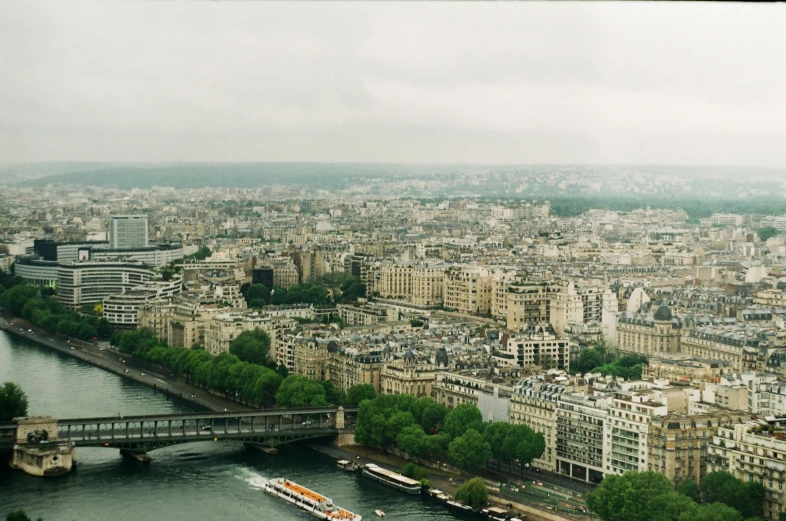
[2,167,786,521]
[2,1,785,520]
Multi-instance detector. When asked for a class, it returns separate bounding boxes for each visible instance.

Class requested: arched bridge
[0,406,358,457]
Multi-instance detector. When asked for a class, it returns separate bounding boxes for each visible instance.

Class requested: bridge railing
[55,406,358,425]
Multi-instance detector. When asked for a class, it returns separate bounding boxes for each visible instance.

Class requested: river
[0,330,468,521]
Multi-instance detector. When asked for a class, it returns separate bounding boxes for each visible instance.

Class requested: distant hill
[16,162,436,190]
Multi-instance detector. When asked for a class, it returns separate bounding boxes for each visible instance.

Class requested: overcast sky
[1,1,785,167]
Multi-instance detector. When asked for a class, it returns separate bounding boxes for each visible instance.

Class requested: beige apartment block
[443,265,492,315]
[510,377,571,471]
[380,353,442,398]
[505,281,552,330]
[649,412,751,487]
[377,262,413,300]
[616,305,680,357]
[292,338,383,393]
[549,281,583,336]
[203,311,295,357]
[642,354,733,385]
[411,264,446,307]
[708,421,786,521]
[504,323,571,371]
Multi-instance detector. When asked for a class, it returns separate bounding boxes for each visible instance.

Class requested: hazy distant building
[109,215,148,249]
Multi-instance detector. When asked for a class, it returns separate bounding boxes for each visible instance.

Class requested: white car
[140,373,146,377]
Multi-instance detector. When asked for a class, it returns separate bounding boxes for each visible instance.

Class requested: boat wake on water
[236,468,269,490]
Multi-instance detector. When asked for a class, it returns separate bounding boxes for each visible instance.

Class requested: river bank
[0,313,248,414]
[0,314,578,521]
[310,444,577,521]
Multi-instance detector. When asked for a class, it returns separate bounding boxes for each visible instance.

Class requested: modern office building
[56,261,155,308]
[109,215,148,249]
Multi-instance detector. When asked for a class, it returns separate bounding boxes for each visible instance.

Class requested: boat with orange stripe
[263,478,362,521]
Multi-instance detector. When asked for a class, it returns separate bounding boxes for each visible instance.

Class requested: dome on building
[435,347,449,368]
[403,349,415,363]
[654,305,673,321]
[327,340,339,353]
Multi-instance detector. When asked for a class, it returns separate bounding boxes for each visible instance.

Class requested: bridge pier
[8,417,76,477]
[120,449,151,463]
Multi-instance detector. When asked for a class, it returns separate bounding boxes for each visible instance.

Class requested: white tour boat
[263,478,362,521]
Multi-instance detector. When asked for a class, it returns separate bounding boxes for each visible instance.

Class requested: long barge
[264,477,362,521]
[361,463,421,495]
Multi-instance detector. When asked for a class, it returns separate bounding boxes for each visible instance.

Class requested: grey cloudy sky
[1,1,785,167]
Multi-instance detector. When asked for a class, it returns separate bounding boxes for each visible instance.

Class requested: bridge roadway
[0,406,358,453]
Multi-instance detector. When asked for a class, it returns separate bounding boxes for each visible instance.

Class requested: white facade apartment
[505,323,571,371]
[604,393,667,477]
[103,278,182,328]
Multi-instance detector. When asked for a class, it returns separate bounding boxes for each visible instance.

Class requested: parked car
[302,420,313,426]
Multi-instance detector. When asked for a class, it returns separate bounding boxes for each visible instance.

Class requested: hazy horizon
[2,2,785,167]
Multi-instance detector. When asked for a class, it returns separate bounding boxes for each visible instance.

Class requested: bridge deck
[0,406,357,451]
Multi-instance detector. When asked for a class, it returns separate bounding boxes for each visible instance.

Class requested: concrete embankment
[310,444,576,521]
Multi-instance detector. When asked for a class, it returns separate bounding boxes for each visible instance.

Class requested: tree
[0,382,29,422]
[678,503,743,521]
[442,403,483,439]
[453,477,488,510]
[419,401,448,433]
[448,428,492,473]
[347,384,376,406]
[572,347,605,375]
[229,329,272,366]
[677,478,701,502]
[321,380,346,406]
[95,317,113,338]
[275,375,328,408]
[700,471,764,520]
[397,425,430,462]
[482,422,510,468]
[758,226,780,242]
[587,471,695,521]
[244,284,271,305]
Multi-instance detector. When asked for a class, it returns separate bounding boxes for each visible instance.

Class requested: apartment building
[642,354,733,384]
[443,265,492,315]
[505,280,552,330]
[555,393,609,483]
[708,421,786,520]
[377,262,413,299]
[203,311,295,357]
[549,281,583,336]
[617,305,681,357]
[604,392,667,476]
[411,264,446,307]
[648,412,751,487]
[337,302,398,326]
[103,278,182,329]
[504,323,571,371]
[511,377,570,471]
[433,372,512,422]
[681,326,766,373]
[380,352,441,398]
